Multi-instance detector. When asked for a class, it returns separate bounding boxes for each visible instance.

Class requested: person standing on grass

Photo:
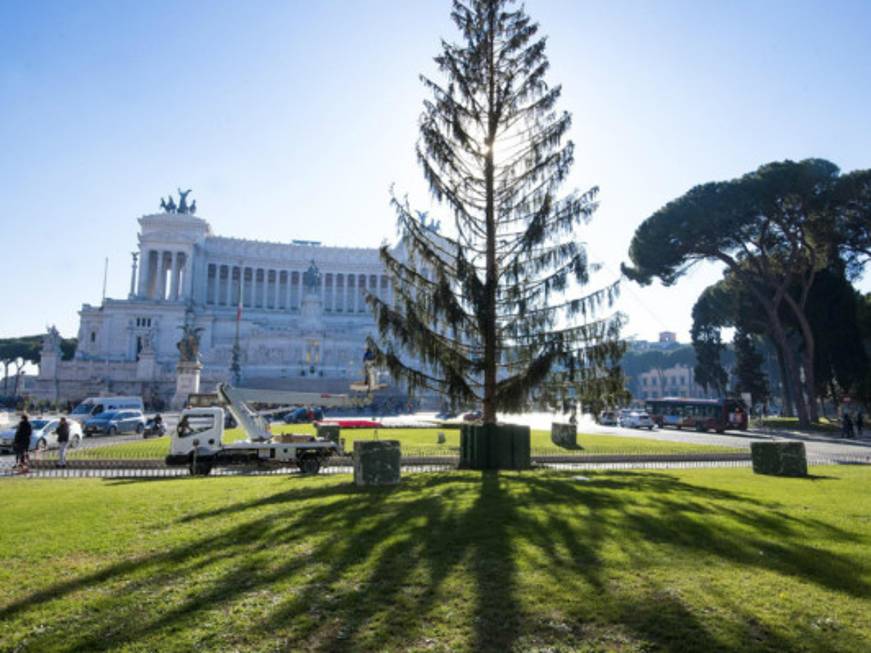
[55,416,70,468]
[842,412,854,439]
[13,414,31,472]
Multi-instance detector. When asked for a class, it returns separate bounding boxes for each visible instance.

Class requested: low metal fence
[2,449,868,479]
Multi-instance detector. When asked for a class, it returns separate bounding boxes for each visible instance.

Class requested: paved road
[492,411,871,461]
[578,421,871,460]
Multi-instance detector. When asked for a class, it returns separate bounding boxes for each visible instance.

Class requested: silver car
[619,411,655,430]
[0,418,83,452]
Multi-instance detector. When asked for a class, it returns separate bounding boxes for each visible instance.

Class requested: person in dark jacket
[13,414,32,471]
[842,412,854,439]
[856,411,864,438]
[55,417,70,468]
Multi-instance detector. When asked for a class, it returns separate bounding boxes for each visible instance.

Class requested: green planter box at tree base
[317,424,341,444]
[751,441,808,477]
[460,423,531,470]
[353,440,401,486]
[551,422,577,448]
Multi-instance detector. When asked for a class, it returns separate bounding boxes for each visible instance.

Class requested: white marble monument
[32,191,403,406]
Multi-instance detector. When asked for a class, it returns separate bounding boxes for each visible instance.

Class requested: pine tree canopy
[368,0,624,422]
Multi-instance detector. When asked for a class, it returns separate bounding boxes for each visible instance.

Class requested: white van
[69,396,145,422]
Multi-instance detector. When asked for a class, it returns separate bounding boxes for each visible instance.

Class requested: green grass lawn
[756,416,842,434]
[1,467,869,652]
[61,426,743,461]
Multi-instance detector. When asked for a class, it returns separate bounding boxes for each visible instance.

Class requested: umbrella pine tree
[368,0,624,424]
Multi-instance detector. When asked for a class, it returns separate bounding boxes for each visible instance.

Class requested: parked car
[283,407,324,424]
[84,409,146,436]
[619,411,654,430]
[597,410,618,426]
[462,410,483,422]
[0,417,83,452]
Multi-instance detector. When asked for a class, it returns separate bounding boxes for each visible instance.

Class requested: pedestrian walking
[856,411,864,438]
[13,414,32,472]
[842,412,854,439]
[55,416,70,468]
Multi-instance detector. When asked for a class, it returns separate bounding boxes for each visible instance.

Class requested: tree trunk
[826,380,839,419]
[481,7,498,425]
[734,274,809,426]
[783,293,819,422]
[764,307,810,426]
[774,343,794,417]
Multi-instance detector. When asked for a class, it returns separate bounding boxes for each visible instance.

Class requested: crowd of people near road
[9,414,73,474]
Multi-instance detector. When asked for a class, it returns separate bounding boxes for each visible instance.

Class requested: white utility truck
[165,383,365,476]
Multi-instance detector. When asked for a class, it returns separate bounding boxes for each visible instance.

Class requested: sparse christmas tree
[368,0,624,430]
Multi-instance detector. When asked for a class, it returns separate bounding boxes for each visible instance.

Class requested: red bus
[644,397,748,433]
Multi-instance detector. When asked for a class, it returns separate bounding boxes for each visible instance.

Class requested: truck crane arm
[216,383,365,442]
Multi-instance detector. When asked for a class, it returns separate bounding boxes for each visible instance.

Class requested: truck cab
[168,407,225,458]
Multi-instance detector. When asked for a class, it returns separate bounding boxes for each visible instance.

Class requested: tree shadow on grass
[2,470,869,652]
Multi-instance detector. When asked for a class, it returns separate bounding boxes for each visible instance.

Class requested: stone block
[354,440,401,486]
[551,422,577,447]
[751,441,808,477]
[460,423,531,470]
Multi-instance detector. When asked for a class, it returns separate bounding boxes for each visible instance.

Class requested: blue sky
[1,0,869,342]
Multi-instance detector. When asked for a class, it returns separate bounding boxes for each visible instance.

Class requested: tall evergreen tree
[368,0,624,423]
[690,284,730,395]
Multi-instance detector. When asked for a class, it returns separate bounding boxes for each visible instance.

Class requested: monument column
[137,250,148,297]
[149,250,159,299]
[180,252,192,300]
[169,253,180,301]
[273,269,280,309]
[129,252,139,299]
[158,251,169,301]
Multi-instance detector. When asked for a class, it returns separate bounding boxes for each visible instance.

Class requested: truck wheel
[298,456,321,475]
[36,438,47,452]
[108,426,118,436]
[69,435,81,449]
[136,423,144,435]
[189,460,212,476]
[189,454,213,476]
